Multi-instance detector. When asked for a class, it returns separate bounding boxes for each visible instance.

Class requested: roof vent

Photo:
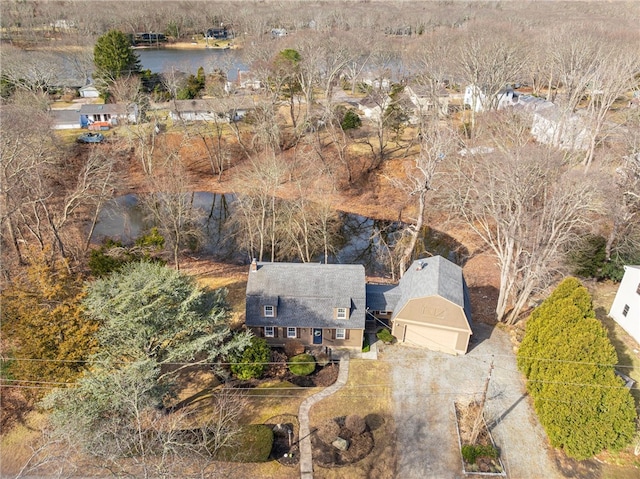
[416,261,426,271]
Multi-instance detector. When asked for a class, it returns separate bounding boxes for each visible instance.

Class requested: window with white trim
[287,327,297,338]
[336,328,346,340]
[622,304,630,317]
[264,326,274,337]
[336,307,347,320]
[264,305,275,317]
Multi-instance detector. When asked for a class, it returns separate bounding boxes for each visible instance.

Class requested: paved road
[382,323,562,479]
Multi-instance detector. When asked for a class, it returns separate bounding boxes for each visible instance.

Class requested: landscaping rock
[332,437,350,451]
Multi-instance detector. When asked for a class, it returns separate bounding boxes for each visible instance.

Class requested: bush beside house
[517,277,637,460]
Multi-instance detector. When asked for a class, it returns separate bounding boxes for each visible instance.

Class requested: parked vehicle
[77,132,105,144]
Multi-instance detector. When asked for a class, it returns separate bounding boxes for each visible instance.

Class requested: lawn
[309,359,396,479]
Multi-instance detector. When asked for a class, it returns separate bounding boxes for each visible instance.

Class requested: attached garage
[391,295,472,355]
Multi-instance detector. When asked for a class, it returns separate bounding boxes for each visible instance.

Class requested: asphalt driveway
[382,322,563,479]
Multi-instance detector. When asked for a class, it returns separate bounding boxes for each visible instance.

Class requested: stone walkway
[298,351,351,479]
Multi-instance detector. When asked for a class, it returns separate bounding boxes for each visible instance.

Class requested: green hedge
[376,328,395,343]
[288,353,316,376]
[214,424,273,462]
[517,277,637,460]
[362,333,370,353]
[461,444,498,464]
[231,337,271,380]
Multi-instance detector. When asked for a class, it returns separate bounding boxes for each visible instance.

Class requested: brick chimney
[250,258,258,272]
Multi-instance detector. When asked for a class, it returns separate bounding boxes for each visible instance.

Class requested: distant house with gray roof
[79,103,139,127]
[245,255,472,354]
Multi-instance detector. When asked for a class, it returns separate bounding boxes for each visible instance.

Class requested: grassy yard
[309,359,396,479]
[0,411,48,476]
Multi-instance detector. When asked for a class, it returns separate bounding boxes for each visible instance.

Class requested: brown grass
[241,381,316,424]
[0,411,47,476]
[309,359,396,479]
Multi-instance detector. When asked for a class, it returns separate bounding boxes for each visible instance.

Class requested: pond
[91,192,462,275]
[136,48,247,79]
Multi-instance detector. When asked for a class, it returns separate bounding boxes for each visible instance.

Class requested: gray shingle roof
[392,256,472,324]
[365,283,402,311]
[246,262,366,329]
[79,103,129,115]
[397,256,464,308]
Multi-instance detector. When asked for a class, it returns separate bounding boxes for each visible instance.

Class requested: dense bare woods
[1,0,639,315]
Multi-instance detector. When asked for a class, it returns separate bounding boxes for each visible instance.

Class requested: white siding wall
[609,266,640,344]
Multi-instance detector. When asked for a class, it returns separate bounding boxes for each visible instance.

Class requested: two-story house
[245,260,366,349]
[245,256,473,355]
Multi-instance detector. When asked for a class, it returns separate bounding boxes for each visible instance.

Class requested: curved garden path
[298,351,351,479]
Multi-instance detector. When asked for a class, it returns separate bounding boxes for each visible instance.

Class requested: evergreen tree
[41,262,252,467]
[83,261,251,366]
[517,278,636,459]
[1,251,99,388]
[93,29,141,84]
[231,337,271,380]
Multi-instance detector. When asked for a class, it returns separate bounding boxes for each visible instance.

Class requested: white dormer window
[264,305,275,317]
[336,307,348,320]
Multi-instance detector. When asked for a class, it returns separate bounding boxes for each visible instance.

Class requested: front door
[313,328,323,345]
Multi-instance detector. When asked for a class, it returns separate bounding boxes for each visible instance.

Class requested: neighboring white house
[463,85,521,112]
[361,73,391,91]
[79,84,100,98]
[609,265,640,344]
[79,103,139,127]
[224,70,262,94]
[271,28,287,37]
[405,84,450,118]
[358,95,390,121]
[530,107,590,151]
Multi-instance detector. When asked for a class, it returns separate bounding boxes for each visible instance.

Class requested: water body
[91,192,461,274]
[136,48,247,79]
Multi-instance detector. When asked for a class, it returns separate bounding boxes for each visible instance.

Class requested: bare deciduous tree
[456,23,529,131]
[389,123,456,276]
[140,149,204,270]
[448,115,595,323]
[581,43,640,168]
[232,153,289,262]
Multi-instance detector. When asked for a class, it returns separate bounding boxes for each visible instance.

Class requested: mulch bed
[265,414,300,467]
[454,400,504,475]
[225,349,339,389]
[311,417,375,468]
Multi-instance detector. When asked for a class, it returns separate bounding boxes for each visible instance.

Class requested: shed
[79,84,100,98]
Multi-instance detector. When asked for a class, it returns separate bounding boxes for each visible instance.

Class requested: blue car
[77,132,105,144]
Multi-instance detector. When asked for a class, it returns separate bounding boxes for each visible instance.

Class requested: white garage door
[401,323,460,355]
